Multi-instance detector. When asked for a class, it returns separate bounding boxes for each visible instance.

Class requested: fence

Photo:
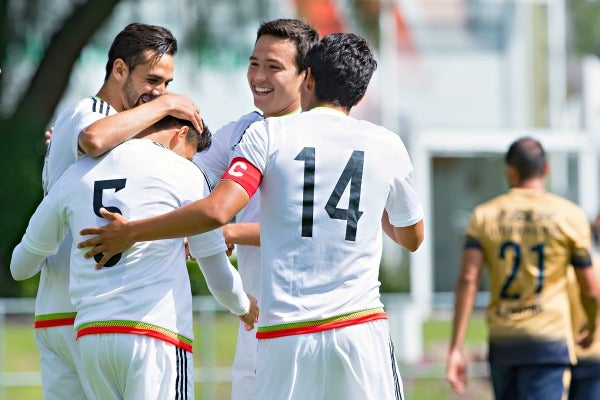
[0,294,491,399]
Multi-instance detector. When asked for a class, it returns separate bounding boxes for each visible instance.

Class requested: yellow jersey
[465,188,592,365]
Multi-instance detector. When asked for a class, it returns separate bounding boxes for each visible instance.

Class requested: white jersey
[37,96,116,327]
[227,107,424,337]
[20,139,226,351]
[193,112,262,188]
[194,111,264,299]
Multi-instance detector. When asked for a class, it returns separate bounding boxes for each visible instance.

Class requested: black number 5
[92,179,126,267]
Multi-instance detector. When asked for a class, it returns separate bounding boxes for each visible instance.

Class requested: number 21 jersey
[465,188,592,365]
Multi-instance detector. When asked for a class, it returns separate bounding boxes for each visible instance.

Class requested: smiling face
[247,35,305,118]
[121,50,174,110]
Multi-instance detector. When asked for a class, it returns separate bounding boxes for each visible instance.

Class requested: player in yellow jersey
[567,215,600,400]
[446,137,599,400]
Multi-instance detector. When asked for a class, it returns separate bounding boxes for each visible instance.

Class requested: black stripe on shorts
[389,337,403,400]
[175,347,189,399]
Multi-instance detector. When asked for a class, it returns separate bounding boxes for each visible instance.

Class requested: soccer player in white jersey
[36,22,203,399]
[11,116,258,399]
[192,18,318,399]
[79,32,425,400]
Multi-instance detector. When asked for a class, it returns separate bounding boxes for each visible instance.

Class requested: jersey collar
[308,106,347,117]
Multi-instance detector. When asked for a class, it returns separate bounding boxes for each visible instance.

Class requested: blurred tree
[568,0,600,56]
[182,0,272,69]
[0,0,121,296]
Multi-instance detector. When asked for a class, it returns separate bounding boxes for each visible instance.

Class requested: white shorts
[231,322,258,400]
[255,319,404,400]
[78,334,193,400]
[34,325,95,400]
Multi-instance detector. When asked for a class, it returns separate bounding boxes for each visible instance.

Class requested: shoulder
[471,193,509,216]
[71,96,114,116]
[216,111,263,136]
[544,192,580,208]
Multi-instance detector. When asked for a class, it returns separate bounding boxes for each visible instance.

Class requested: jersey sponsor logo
[495,300,543,320]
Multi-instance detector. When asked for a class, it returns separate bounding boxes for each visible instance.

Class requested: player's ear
[112,58,128,81]
[542,161,550,177]
[303,67,315,91]
[505,164,518,187]
[177,126,189,139]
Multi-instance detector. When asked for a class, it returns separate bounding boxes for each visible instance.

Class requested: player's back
[242,107,417,328]
[468,188,591,365]
[55,139,208,341]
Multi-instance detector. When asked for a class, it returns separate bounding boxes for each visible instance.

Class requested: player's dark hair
[256,19,319,73]
[153,116,212,153]
[104,23,177,81]
[505,137,546,181]
[304,33,377,110]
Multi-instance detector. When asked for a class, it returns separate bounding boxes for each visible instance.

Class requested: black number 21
[499,241,545,299]
[295,147,364,241]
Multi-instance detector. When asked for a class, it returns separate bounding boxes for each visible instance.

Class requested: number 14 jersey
[225,106,424,336]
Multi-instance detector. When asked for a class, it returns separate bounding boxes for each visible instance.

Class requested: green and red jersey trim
[34,312,77,328]
[76,320,193,353]
[256,307,387,339]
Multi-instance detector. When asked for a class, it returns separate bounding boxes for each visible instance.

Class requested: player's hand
[221,225,235,256]
[225,242,235,257]
[239,294,259,331]
[44,127,53,147]
[446,348,468,394]
[77,208,134,269]
[184,238,196,262]
[577,326,595,349]
[158,92,204,134]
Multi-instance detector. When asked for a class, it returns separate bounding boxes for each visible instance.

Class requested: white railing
[0,294,491,399]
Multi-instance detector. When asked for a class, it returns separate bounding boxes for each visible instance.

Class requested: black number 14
[295,147,364,241]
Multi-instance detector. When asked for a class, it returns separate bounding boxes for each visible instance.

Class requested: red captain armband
[221,157,262,197]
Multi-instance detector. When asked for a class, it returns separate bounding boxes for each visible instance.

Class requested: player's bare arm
[381,210,424,252]
[222,222,261,247]
[574,266,600,348]
[79,180,250,267]
[78,93,203,157]
[446,247,484,395]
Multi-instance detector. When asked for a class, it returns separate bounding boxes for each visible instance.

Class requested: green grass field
[0,312,492,399]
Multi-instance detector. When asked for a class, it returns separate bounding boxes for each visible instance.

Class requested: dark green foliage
[0,0,122,296]
[568,0,600,57]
